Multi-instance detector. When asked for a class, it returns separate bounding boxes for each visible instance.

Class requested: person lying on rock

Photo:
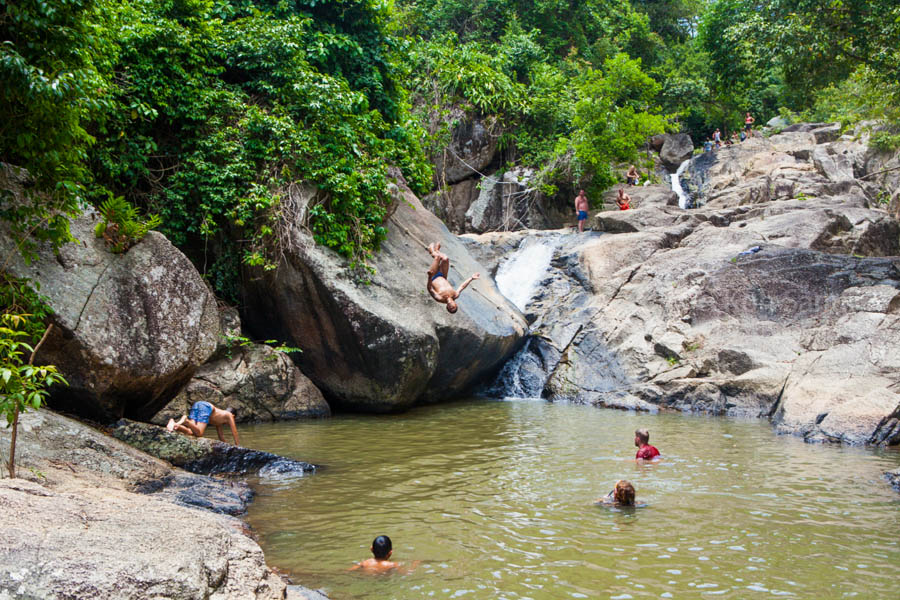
[634,428,660,460]
[426,242,479,314]
[167,400,240,445]
[349,535,419,574]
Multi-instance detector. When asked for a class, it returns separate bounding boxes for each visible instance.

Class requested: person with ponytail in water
[599,480,637,507]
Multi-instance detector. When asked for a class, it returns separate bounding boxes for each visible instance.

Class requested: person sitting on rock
[616,188,631,211]
[626,165,639,185]
[350,535,419,573]
[634,428,660,460]
[167,401,240,445]
[426,242,479,314]
[598,480,637,507]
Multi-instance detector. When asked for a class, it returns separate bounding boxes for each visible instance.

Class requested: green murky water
[240,399,900,599]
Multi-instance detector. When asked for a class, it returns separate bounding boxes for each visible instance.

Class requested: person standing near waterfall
[426,242,480,314]
[574,189,589,233]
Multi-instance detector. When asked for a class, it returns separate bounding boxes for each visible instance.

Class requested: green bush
[94,194,162,253]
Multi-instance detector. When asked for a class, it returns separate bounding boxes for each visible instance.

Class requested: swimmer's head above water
[614,480,635,506]
[372,535,393,560]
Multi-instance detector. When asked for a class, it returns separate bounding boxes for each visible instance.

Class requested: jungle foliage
[2,0,899,290]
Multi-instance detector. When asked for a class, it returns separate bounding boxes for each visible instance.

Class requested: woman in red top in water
[634,428,660,460]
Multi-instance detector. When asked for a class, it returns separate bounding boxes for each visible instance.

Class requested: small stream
[241,401,900,600]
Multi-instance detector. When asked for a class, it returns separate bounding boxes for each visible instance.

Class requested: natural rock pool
[240,400,900,599]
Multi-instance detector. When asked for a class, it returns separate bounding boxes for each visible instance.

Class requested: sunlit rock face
[242,170,527,413]
[470,124,900,446]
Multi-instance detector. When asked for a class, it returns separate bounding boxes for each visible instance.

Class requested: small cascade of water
[495,236,559,311]
[671,158,692,209]
[484,338,547,400]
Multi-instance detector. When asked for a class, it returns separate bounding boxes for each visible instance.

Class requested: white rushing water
[495,236,559,311]
[671,157,691,209]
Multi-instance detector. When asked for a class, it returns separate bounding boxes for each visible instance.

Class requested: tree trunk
[8,324,53,479]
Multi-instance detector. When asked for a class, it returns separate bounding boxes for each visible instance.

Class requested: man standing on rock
[167,401,240,445]
[574,189,589,233]
[426,242,480,314]
[745,112,755,138]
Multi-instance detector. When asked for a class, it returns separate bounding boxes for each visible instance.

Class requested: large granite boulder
[0,169,220,421]
[241,171,527,412]
[0,410,291,598]
[152,343,330,425]
[433,117,500,185]
[659,133,694,170]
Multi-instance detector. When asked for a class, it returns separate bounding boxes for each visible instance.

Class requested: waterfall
[495,236,559,311]
[671,158,692,209]
[484,338,548,400]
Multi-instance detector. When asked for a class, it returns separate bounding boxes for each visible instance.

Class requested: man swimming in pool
[634,428,660,460]
[349,535,421,574]
[426,242,480,314]
[167,401,240,445]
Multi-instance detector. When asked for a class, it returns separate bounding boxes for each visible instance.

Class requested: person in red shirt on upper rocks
[634,428,660,460]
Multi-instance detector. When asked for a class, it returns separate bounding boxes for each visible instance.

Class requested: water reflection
[241,399,900,600]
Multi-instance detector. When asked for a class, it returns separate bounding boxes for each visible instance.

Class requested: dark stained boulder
[111,419,316,477]
[241,171,528,412]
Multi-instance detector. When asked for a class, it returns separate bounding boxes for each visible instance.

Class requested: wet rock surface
[474,124,900,446]
[0,410,293,598]
[111,418,316,476]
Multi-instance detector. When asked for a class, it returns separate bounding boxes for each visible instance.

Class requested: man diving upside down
[426,242,479,313]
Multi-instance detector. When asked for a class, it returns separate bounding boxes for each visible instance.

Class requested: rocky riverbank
[466,124,900,448]
[0,409,328,599]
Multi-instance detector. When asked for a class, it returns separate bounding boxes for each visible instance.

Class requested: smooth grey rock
[812,145,854,182]
[766,116,790,130]
[153,343,330,425]
[659,133,694,170]
[241,169,527,412]
[465,173,505,233]
[0,410,290,598]
[287,586,332,600]
[433,117,500,185]
[0,167,219,421]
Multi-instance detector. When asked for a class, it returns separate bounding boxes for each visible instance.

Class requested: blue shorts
[431,271,445,281]
[577,211,588,221]
[189,401,213,424]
